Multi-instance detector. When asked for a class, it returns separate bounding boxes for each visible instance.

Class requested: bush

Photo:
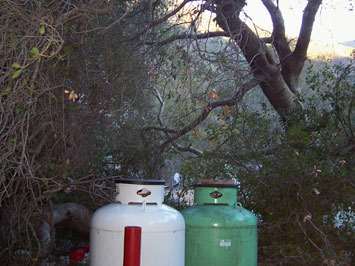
[181,59,354,265]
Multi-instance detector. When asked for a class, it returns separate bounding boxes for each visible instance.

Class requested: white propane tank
[89,179,185,266]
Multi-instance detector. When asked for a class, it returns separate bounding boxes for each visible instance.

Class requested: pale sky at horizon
[243,0,355,44]
[188,0,355,45]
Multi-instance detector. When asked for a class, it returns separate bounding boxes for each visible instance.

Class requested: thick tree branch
[281,0,322,95]
[215,9,279,75]
[214,7,298,113]
[261,36,273,43]
[261,0,292,60]
[173,143,202,155]
[293,0,322,60]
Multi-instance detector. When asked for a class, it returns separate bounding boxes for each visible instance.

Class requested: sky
[243,0,355,45]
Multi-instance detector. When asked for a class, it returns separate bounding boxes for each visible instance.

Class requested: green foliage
[11,69,22,79]
[11,62,21,69]
[29,47,39,58]
[39,25,45,35]
[180,61,354,264]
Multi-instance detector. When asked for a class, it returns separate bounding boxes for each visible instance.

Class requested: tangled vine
[0,0,120,262]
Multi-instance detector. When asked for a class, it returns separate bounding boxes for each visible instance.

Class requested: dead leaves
[311,164,321,178]
[339,159,346,165]
[64,89,78,102]
[312,188,320,195]
[209,89,218,100]
[224,105,232,114]
[322,258,351,266]
[323,259,337,266]
[303,214,312,223]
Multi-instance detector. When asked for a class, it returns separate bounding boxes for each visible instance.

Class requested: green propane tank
[181,181,257,266]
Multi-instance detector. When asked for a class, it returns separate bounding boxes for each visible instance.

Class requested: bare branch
[159,78,262,152]
[82,4,114,15]
[102,6,131,33]
[152,87,165,127]
[143,31,229,46]
[125,0,192,42]
[142,88,202,155]
[142,126,179,135]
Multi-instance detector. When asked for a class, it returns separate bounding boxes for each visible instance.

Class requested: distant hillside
[306,41,353,60]
[172,6,353,61]
[340,40,355,48]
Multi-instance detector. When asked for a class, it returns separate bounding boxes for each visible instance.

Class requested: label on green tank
[219,239,232,247]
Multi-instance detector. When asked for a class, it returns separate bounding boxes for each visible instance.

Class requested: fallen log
[38,203,92,258]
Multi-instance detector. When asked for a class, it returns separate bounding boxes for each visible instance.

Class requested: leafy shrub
[181,59,354,265]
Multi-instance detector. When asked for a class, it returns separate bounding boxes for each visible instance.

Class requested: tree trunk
[214,0,322,116]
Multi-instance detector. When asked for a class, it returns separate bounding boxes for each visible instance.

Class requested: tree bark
[213,0,322,115]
